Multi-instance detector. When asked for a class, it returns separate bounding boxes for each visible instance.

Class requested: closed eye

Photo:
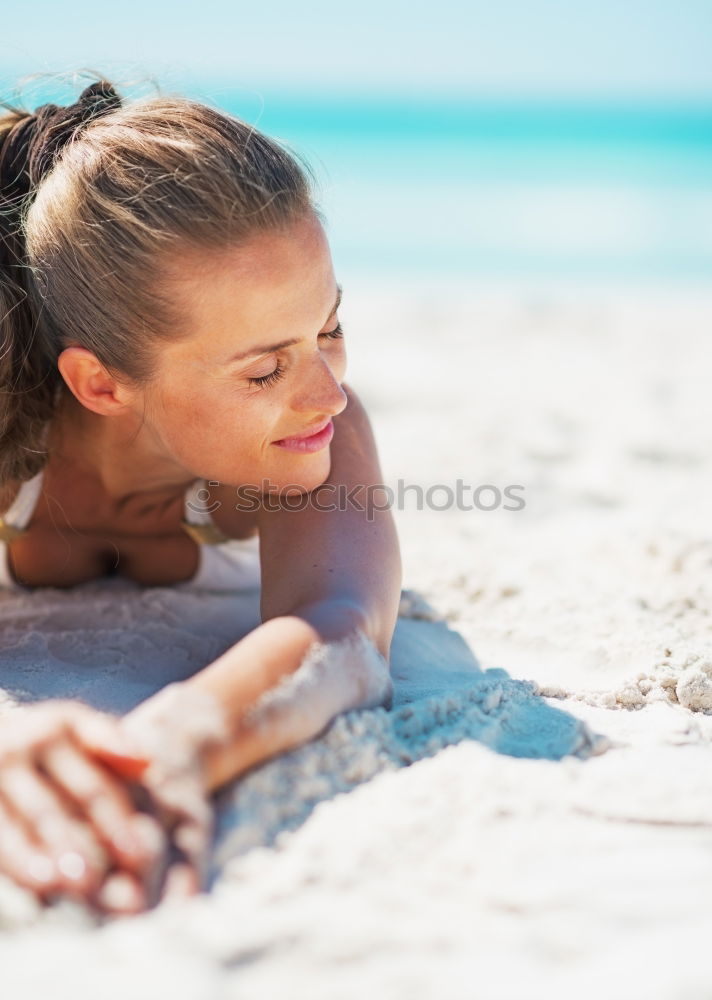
[247,322,345,387]
[319,321,344,342]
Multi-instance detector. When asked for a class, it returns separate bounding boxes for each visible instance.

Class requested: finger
[0,703,68,757]
[146,777,213,872]
[64,706,152,768]
[145,776,213,839]
[121,777,213,905]
[172,820,211,886]
[0,793,60,897]
[93,870,147,916]
[160,862,200,904]
[140,826,204,908]
[40,739,164,874]
[0,761,109,894]
[1,702,152,773]
[135,777,212,864]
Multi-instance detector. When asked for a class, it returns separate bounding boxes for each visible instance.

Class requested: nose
[290,351,348,419]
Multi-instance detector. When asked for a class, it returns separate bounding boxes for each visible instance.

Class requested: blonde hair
[0,78,318,485]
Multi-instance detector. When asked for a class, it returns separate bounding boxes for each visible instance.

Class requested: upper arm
[256,383,402,658]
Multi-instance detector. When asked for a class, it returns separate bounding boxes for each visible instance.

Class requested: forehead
[164,214,335,344]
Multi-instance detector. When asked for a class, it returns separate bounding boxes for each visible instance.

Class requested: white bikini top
[0,470,233,546]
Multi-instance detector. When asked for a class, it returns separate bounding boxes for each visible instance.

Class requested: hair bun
[0,79,121,203]
[77,80,121,113]
[30,81,122,187]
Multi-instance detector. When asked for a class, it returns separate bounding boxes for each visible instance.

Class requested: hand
[0,700,167,914]
[120,683,230,902]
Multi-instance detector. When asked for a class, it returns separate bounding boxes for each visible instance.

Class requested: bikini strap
[181,478,231,546]
[0,469,45,541]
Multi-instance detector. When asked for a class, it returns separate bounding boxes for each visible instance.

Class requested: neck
[48,390,197,504]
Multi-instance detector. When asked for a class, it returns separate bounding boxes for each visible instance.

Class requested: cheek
[151,378,234,451]
[195,391,280,461]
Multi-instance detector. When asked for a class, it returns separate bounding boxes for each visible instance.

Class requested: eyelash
[248,322,345,388]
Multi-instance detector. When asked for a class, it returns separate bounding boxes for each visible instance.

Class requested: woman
[0,79,402,915]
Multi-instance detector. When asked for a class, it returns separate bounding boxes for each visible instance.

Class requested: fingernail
[26,853,55,885]
[161,864,199,902]
[131,815,165,858]
[98,874,145,914]
[56,851,87,883]
[111,827,144,859]
[173,824,205,861]
[92,747,151,780]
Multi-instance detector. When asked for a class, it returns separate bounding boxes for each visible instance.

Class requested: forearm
[257,384,403,662]
[170,599,392,794]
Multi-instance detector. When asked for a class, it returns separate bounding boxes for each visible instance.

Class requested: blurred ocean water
[219,93,712,284]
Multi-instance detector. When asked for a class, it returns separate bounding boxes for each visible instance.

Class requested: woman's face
[144,213,348,495]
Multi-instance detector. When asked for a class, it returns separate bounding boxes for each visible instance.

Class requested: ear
[57,346,138,417]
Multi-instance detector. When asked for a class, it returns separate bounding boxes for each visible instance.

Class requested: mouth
[273,418,335,452]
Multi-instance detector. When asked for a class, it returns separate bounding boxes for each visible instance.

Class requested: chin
[272,450,332,495]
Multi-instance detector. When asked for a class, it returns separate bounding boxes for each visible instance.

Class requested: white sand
[0,279,711,999]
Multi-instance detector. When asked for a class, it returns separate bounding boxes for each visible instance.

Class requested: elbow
[292,597,395,712]
[367,553,403,668]
[337,601,395,712]
[298,593,397,670]
[330,622,394,713]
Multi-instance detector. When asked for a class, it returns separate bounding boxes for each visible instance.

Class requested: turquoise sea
[7,78,712,283]
[215,91,712,284]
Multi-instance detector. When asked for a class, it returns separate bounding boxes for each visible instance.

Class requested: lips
[274,418,332,444]
[272,418,335,453]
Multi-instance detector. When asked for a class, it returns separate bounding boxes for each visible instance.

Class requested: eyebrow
[226,285,343,363]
